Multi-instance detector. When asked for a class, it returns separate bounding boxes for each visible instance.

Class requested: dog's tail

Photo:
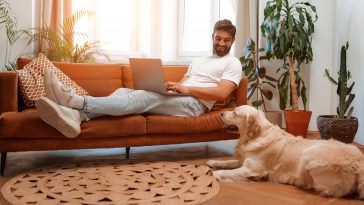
[357,161,364,199]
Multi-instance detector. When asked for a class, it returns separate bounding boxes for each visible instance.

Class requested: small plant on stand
[240,38,276,111]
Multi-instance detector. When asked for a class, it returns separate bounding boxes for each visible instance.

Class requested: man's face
[212,30,234,57]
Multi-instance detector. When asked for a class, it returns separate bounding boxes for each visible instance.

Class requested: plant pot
[317,115,358,143]
[265,111,282,128]
[283,110,312,137]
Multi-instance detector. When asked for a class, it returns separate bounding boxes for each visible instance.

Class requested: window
[178,0,236,57]
[72,0,237,62]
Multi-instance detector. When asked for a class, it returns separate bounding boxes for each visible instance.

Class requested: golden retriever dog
[207,105,364,199]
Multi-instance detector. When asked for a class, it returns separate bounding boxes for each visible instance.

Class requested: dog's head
[221,105,267,142]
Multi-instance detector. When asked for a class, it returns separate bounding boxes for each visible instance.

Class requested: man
[36,19,243,138]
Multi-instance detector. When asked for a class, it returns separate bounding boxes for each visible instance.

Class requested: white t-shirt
[182,54,243,110]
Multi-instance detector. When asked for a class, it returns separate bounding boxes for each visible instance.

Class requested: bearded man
[35,19,243,138]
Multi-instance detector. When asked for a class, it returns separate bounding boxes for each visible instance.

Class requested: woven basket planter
[317,115,358,143]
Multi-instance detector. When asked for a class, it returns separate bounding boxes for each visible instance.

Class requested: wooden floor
[1,140,364,205]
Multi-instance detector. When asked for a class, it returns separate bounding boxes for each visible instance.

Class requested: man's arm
[165,79,237,101]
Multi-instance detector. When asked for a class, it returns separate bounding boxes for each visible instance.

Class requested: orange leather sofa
[0,58,247,175]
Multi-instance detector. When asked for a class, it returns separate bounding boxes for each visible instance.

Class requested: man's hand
[165,80,237,101]
[165,82,190,94]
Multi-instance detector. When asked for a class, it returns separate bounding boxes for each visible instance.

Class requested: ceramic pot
[283,110,312,137]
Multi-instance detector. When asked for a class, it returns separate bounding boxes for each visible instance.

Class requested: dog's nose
[220,112,224,117]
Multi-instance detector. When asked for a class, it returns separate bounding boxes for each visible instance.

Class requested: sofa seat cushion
[0,109,146,139]
[145,108,232,134]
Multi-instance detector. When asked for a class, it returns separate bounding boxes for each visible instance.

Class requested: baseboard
[354,142,364,150]
[306,131,320,139]
[308,131,364,150]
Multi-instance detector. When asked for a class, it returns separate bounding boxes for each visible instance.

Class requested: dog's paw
[212,170,233,182]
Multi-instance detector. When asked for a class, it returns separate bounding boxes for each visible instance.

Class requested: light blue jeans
[81,88,207,120]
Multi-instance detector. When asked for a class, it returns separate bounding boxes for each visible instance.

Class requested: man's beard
[213,44,231,57]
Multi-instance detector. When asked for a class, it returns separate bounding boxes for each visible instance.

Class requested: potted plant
[240,38,282,127]
[317,42,358,143]
[261,0,318,136]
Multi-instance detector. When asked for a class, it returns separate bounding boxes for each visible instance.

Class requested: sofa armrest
[0,71,18,114]
[234,76,248,106]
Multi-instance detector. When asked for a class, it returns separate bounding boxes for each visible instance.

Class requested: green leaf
[258,67,267,78]
[324,69,337,85]
[278,72,289,110]
[346,106,354,119]
[252,100,264,109]
[261,89,273,100]
[343,94,355,115]
[347,82,355,95]
[264,75,277,82]
[264,81,277,89]
[248,74,257,83]
[301,84,307,111]
[247,87,257,99]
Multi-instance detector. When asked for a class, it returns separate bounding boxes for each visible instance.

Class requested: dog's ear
[237,112,261,144]
[246,113,261,139]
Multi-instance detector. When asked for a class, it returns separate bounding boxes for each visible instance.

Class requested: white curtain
[234,0,258,58]
[40,0,72,32]
[37,0,72,52]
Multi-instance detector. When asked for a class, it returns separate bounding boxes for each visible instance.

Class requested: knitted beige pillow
[16,53,88,107]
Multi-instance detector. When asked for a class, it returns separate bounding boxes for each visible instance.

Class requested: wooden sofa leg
[1,152,7,176]
[125,147,130,159]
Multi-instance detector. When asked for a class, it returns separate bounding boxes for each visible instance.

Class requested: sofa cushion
[0,109,146,139]
[15,54,88,107]
[17,58,123,97]
[145,108,232,134]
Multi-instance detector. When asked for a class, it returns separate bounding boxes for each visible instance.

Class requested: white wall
[0,0,35,70]
[334,0,364,144]
[309,0,336,131]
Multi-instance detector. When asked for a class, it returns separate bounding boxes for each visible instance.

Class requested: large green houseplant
[261,0,318,136]
[34,10,110,63]
[317,42,358,143]
[0,0,32,70]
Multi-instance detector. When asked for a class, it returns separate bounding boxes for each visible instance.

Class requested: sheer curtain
[234,0,258,59]
[37,0,72,52]
[40,0,72,32]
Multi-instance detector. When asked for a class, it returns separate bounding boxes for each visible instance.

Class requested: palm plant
[261,0,317,111]
[34,10,110,63]
[0,0,33,70]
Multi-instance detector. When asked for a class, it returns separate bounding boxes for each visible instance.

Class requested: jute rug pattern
[1,161,219,205]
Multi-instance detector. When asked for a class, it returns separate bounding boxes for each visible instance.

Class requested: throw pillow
[16,53,88,107]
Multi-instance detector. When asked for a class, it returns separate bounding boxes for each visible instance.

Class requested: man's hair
[213,19,236,38]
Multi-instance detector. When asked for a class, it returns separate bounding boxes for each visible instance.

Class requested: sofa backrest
[16,58,247,107]
[17,58,123,97]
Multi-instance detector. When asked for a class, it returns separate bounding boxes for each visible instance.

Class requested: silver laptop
[129,58,189,96]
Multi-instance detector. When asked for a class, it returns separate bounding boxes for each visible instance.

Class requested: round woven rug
[1,161,219,205]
